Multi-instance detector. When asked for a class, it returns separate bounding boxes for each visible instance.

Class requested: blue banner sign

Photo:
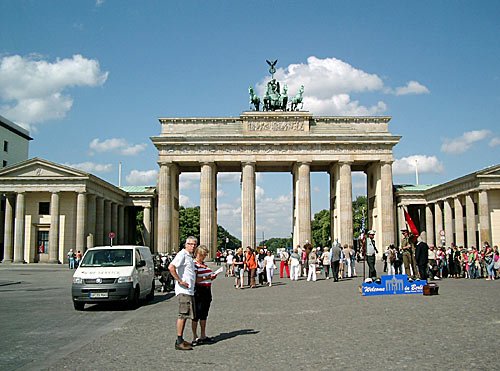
[361,274,426,296]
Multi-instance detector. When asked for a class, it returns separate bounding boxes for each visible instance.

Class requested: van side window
[135,250,142,265]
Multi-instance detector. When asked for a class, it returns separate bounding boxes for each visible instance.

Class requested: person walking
[307,249,318,281]
[67,249,75,269]
[342,244,352,278]
[279,249,290,278]
[233,247,245,288]
[245,247,257,288]
[168,236,197,351]
[330,243,342,282]
[320,247,331,279]
[264,250,276,286]
[192,245,217,346]
[225,250,234,277]
[289,248,301,281]
[365,230,378,280]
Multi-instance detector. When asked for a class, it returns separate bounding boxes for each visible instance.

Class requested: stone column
[13,192,25,263]
[296,162,311,246]
[118,205,125,245]
[425,204,435,246]
[104,200,111,245]
[200,163,217,258]
[454,197,464,247]
[157,163,172,253]
[339,162,353,246]
[329,164,338,245]
[2,195,14,263]
[434,202,443,247]
[143,205,151,247]
[76,192,87,252]
[86,194,97,249]
[111,202,118,239]
[465,194,476,248]
[397,205,405,246]
[95,197,104,246]
[48,192,60,263]
[478,190,491,245]
[444,199,453,247]
[241,162,256,249]
[380,161,395,247]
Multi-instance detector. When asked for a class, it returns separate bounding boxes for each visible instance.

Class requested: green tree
[179,206,200,249]
[257,237,292,252]
[352,196,367,239]
[217,225,241,251]
[311,209,331,247]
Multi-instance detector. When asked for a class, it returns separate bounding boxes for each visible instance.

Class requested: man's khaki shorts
[178,294,195,320]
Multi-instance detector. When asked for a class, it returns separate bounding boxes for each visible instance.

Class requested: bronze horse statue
[290,85,304,111]
[248,86,260,111]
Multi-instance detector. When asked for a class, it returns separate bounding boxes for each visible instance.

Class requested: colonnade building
[0,158,155,263]
[395,164,500,248]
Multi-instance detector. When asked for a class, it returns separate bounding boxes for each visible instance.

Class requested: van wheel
[146,280,155,301]
[73,301,85,311]
[128,286,140,309]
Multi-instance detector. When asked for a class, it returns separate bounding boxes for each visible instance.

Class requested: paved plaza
[0,262,498,370]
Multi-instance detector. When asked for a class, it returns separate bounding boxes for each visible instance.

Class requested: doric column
[143,205,151,247]
[380,161,395,247]
[425,204,435,246]
[339,162,352,246]
[329,164,338,246]
[157,163,172,253]
[111,202,118,239]
[478,190,491,245]
[118,205,125,245]
[200,163,217,258]
[95,197,104,246]
[434,202,443,247]
[295,162,311,246]
[397,205,405,246]
[76,192,87,252]
[454,197,464,247]
[13,192,25,263]
[241,162,256,250]
[444,199,453,247]
[104,200,111,245]
[86,194,97,249]
[465,193,476,248]
[2,195,14,263]
[48,192,60,263]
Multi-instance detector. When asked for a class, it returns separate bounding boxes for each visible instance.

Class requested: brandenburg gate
[152,111,400,257]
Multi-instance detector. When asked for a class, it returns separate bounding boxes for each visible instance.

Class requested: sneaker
[175,341,193,350]
[197,336,214,344]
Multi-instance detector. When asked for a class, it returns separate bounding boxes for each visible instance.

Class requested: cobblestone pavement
[1,262,499,370]
[54,262,499,370]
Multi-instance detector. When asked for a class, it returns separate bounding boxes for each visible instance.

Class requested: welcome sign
[361,274,426,296]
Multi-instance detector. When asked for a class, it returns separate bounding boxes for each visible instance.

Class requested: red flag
[404,209,419,237]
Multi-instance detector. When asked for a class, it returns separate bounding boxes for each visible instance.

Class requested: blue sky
[1,0,499,239]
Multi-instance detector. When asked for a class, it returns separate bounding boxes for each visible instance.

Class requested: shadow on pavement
[210,329,260,343]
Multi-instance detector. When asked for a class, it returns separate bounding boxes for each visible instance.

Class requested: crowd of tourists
[382,240,500,281]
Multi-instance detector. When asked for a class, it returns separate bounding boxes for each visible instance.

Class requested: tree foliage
[257,237,292,252]
[311,209,331,247]
[352,196,367,239]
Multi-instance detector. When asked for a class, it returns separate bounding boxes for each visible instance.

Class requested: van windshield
[80,249,133,267]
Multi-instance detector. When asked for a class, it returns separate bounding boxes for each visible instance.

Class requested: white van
[71,245,155,310]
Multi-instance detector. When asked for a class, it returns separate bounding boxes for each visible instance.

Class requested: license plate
[90,292,108,298]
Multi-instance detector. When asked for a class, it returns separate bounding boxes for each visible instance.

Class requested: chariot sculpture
[248,60,304,112]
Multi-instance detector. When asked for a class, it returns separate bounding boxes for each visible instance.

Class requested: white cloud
[179,173,200,190]
[217,189,226,198]
[489,137,500,147]
[313,186,321,193]
[0,54,108,128]
[256,185,265,199]
[179,194,192,207]
[393,155,444,175]
[89,138,147,156]
[96,0,105,6]
[394,81,430,96]
[64,162,112,173]
[218,173,240,184]
[253,56,427,115]
[126,169,158,185]
[441,130,491,154]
